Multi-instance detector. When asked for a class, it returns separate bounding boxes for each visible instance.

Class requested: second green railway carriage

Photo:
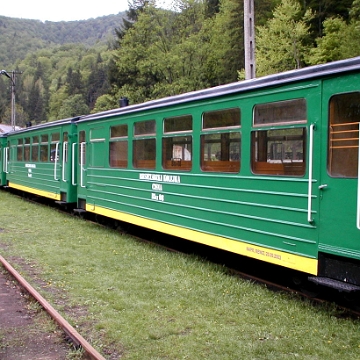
[6,118,79,203]
[72,58,358,287]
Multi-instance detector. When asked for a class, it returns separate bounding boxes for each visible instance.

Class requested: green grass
[1,190,360,359]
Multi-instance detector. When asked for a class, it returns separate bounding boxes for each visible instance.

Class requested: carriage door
[319,79,360,257]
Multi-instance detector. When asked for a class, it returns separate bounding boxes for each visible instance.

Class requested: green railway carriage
[5,118,79,203]
[75,57,360,289]
[0,134,8,186]
[2,57,359,291]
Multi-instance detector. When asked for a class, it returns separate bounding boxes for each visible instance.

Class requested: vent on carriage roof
[119,97,129,108]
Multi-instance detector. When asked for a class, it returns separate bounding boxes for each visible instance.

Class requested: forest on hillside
[0,0,359,128]
[0,13,125,67]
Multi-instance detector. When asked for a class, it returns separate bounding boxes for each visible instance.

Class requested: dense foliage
[0,14,123,126]
[0,0,359,127]
[0,14,125,67]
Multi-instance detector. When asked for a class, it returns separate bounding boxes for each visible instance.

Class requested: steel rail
[0,255,106,360]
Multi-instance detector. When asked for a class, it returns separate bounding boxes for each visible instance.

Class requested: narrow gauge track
[0,254,106,360]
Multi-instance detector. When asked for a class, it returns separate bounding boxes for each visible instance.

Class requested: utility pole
[1,70,22,131]
[244,0,256,79]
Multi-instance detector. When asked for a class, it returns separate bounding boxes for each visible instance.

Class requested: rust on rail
[0,255,106,360]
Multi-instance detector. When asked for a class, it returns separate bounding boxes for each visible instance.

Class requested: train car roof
[7,116,80,137]
[79,56,360,123]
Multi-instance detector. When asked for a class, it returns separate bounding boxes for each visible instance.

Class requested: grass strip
[0,190,360,359]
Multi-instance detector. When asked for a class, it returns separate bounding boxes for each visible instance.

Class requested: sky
[0,0,173,22]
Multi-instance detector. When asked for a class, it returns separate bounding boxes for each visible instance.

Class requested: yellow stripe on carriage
[86,204,318,275]
[8,182,61,201]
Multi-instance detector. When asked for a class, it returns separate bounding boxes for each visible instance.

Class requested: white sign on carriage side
[25,164,36,168]
[140,173,181,202]
[139,173,181,183]
[25,163,36,178]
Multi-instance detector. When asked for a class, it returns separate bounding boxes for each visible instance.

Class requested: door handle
[318,184,328,190]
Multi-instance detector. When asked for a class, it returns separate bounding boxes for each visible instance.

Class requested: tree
[256,0,314,76]
[205,0,220,17]
[303,0,353,38]
[209,0,245,85]
[58,94,89,119]
[307,0,360,65]
[27,81,45,122]
[111,2,211,104]
[66,68,83,96]
[115,0,154,40]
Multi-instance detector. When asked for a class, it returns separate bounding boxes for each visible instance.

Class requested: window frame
[327,92,360,178]
[133,120,156,170]
[162,115,193,171]
[109,124,129,169]
[200,107,241,173]
[251,98,307,177]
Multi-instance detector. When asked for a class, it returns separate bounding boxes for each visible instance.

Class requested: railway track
[0,254,106,360]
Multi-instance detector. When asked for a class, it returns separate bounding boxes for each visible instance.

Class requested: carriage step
[55,201,67,206]
[308,276,360,292]
[73,208,86,214]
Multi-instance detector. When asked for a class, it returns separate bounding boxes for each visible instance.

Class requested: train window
[201,108,241,173]
[40,135,48,162]
[24,137,30,162]
[251,128,306,176]
[163,115,192,171]
[110,124,128,168]
[163,136,192,170]
[50,133,60,162]
[17,146,22,161]
[201,132,241,172]
[51,133,60,142]
[164,115,192,133]
[17,139,23,161]
[110,141,128,168]
[133,120,156,169]
[111,124,128,138]
[134,120,156,136]
[203,108,240,129]
[253,99,306,126]
[328,92,360,178]
[133,139,156,169]
[63,132,68,163]
[31,136,39,162]
[78,131,86,165]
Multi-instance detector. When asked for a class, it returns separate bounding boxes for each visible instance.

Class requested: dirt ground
[0,268,76,359]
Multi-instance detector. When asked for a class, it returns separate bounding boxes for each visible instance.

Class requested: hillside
[0,13,126,67]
